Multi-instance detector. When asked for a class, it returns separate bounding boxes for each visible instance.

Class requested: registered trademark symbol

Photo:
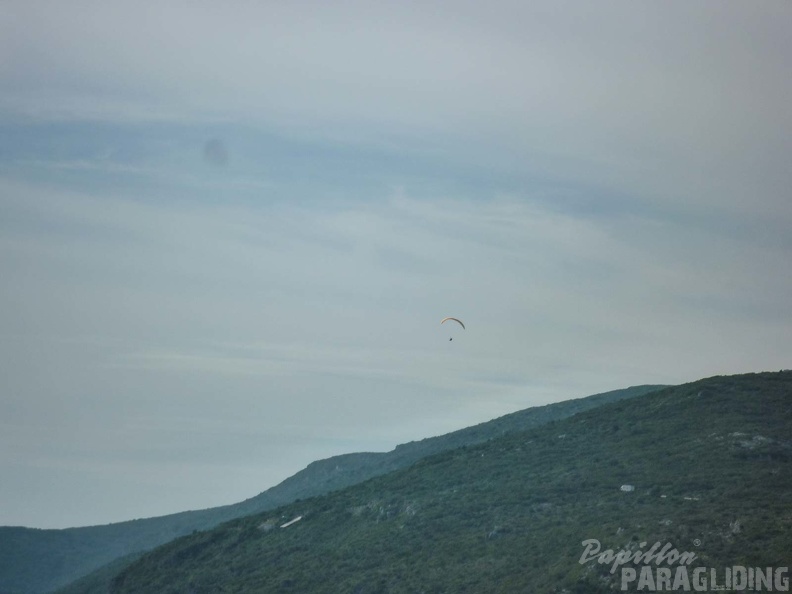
[693,539,701,547]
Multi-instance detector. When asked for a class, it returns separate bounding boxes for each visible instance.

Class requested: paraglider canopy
[440,317,465,329]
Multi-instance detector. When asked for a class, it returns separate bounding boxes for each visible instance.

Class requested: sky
[1,1,791,529]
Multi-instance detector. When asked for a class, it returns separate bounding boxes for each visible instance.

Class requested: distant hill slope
[108,372,792,594]
[0,385,663,594]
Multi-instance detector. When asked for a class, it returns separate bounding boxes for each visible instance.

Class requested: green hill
[0,385,662,594]
[107,372,792,593]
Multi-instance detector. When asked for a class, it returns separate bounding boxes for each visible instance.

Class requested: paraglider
[441,317,465,340]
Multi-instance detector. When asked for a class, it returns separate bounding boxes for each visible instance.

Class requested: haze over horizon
[1,1,791,529]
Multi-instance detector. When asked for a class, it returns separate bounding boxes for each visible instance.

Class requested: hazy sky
[1,1,791,529]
